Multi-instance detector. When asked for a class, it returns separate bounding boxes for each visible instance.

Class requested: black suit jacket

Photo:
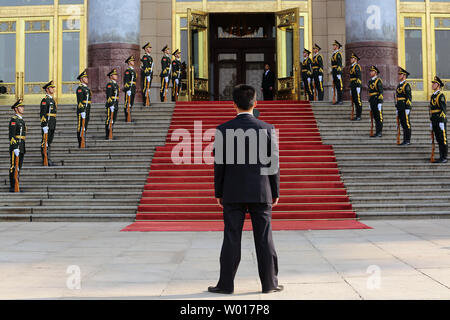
[214,113,280,204]
[261,70,275,90]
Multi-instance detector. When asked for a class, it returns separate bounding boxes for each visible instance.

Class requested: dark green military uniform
[430,76,447,162]
[368,66,384,137]
[349,53,362,120]
[40,81,57,165]
[124,56,137,121]
[171,49,182,102]
[312,44,324,101]
[76,70,91,148]
[9,100,26,192]
[141,43,154,106]
[160,45,171,102]
[396,68,412,145]
[105,69,120,139]
[331,40,343,104]
[301,49,313,101]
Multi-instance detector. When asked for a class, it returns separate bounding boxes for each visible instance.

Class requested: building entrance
[210,13,275,101]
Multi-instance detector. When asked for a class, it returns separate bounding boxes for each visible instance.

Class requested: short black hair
[232,84,256,110]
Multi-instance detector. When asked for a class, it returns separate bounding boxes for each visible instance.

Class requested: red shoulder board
[78,89,82,93]
[11,122,16,125]
[42,101,46,105]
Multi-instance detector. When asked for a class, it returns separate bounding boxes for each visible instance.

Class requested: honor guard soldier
[312,44,324,101]
[368,66,383,137]
[9,99,26,192]
[105,69,120,140]
[349,52,362,120]
[124,55,137,122]
[429,76,447,163]
[76,70,91,148]
[40,81,57,166]
[171,49,182,102]
[141,43,153,106]
[160,45,171,102]
[301,49,313,101]
[396,67,412,146]
[331,40,344,105]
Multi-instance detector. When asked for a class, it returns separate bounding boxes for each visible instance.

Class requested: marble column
[87,0,141,102]
[344,0,398,101]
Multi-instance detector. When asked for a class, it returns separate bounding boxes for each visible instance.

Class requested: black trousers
[432,120,448,159]
[369,100,383,135]
[301,74,313,101]
[41,127,55,161]
[124,91,135,121]
[262,88,274,101]
[313,72,324,101]
[351,85,362,118]
[332,71,343,102]
[217,203,279,292]
[77,111,90,148]
[105,105,118,138]
[397,108,412,143]
[9,150,24,191]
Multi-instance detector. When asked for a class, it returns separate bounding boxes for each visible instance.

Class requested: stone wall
[312,0,346,101]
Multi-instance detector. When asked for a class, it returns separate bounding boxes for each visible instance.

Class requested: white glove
[127,90,132,97]
[110,106,114,112]
[146,76,151,82]
[307,78,311,84]
[164,77,169,83]
[81,112,86,119]
[356,87,361,95]
[175,79,179,85]
[396,110,398,116]
[430,122,433,130]
[318,75,323,82]
[14,149,19,157]
[42,126,49,134]
[440,122,445,131]
[377,103,382,111]
[405,109,410,116]
[337,74,341,80]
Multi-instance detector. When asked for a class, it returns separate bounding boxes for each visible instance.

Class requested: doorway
[209,13,276,101]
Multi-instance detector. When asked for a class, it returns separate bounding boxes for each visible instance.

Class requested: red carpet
[122,100,370,232]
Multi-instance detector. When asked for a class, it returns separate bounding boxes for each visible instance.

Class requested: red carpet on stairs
[122,100,371,232]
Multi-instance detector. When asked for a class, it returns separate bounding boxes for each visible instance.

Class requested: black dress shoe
[434,158,448,163]
[262,285,284,294]
[399,141,411,146]
[208,286,233,294]
[376,133,382,137]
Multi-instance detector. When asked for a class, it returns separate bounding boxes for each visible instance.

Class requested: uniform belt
[15,135,26,140]
[82,101,91,103]
[430,109,442,114]
[369,92,379,96]
[350,78,360,81]
[332,66,338,68]
[47,113,56,117]
[397,97,406,100]
[128,82,136,85]
[312,66,320,69]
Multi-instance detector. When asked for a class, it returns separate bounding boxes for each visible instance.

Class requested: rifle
[43,133,48,166]
[127,73,133,122]
[313,81,317,101]
[396,116,401,145]
[145,76,150,106]
[14,153,19,192]
[431,129,435,163]
[370,111,374,137]
[332,81,336,104]
[350,95,355,120]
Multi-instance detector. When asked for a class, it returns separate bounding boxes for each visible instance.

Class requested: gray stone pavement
[1,219,450,299]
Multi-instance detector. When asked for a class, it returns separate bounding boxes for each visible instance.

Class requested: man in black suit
[209,84,283,294]
[261,64,275,101]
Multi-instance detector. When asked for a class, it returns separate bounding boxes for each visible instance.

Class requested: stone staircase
[312,101,450,219]
[0,102,175,221]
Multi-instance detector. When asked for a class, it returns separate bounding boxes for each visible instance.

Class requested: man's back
[214,113,280,204]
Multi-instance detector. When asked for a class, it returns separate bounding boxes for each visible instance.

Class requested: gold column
[425,0,432,100]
